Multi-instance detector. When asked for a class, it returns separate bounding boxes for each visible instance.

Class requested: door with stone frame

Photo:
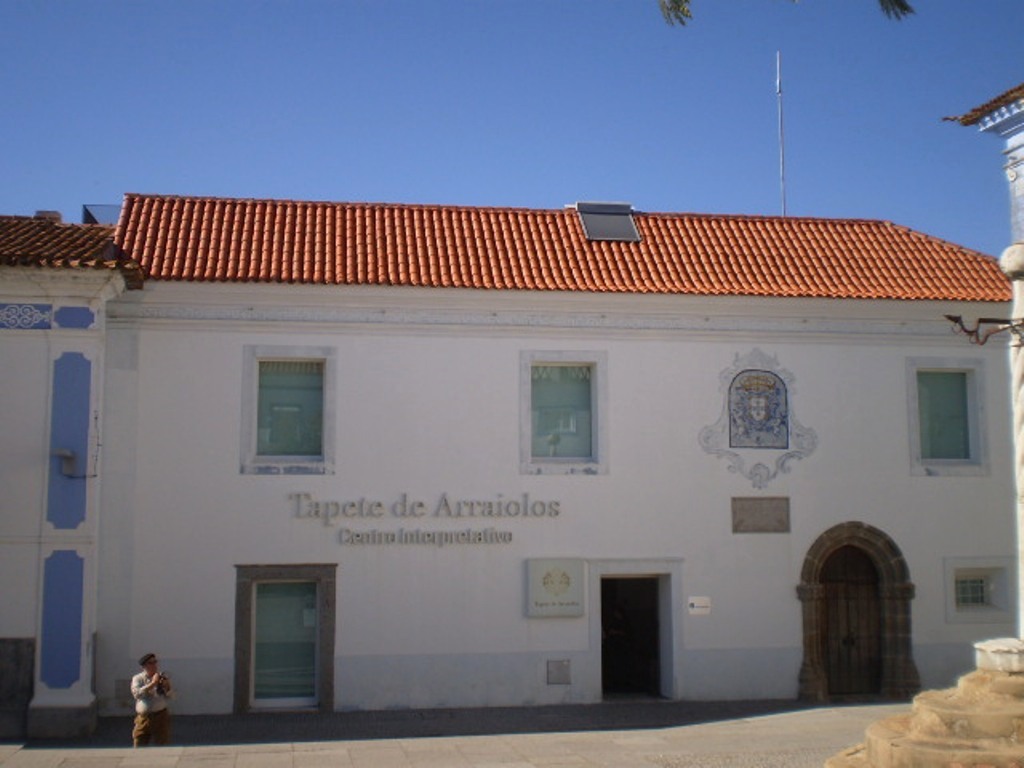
[797,522,920,702]
[233,564,336,713]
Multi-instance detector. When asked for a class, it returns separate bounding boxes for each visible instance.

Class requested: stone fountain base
[826,639,1024,768]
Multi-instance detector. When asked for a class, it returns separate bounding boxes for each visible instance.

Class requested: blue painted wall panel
[40,551,84,689]
[54,306,95,329]
[47,353,90,529]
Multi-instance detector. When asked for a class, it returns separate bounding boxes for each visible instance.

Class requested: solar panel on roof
[576,202,640,242]
[82,204,120,225]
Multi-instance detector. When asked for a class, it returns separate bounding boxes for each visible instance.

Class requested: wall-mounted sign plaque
[526,559,584,617]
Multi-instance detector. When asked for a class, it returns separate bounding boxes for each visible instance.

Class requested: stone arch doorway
[797,522,920,702]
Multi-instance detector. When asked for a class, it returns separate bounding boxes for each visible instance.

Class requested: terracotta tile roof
[946,82,1024,127]
[0,214,143,289]
[114,193,1010,302]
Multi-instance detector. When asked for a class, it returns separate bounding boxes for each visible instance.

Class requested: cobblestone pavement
[0,700,906,768]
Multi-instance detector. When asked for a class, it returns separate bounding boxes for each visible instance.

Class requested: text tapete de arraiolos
[289,492,560,546]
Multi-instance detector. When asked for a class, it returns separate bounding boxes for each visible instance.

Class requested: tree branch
[658,0,914,26]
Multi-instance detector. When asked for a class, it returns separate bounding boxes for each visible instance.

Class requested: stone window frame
[240,345,336,475]
[519,350,608,475]
[906,357,988,477]
[233,563,336,713]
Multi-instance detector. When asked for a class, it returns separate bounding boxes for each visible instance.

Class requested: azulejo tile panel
[0,302,51,330]
[699,348,818,490]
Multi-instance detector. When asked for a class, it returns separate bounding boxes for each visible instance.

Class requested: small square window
[521,351,607,475]
[242,346,335,475]
[944,558,1015,625]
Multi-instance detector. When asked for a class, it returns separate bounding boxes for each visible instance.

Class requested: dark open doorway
[601,577,660,697]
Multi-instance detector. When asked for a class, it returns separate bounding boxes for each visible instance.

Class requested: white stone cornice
[106,299,1005,343]
[979,99,1024,138]
[0,266,128,302]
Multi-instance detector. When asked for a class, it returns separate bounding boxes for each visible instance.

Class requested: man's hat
[138,653,157,666]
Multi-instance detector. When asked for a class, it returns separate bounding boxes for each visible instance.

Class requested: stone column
[965,84,1024,659]
[988,88,1024,655]
[1007,126,1024,244]
[997,242,1024,653]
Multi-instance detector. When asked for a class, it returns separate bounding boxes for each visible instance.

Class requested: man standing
[130,653,173,746]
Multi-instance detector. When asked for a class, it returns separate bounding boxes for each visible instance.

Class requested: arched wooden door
[821,545,881,696]
[797,522,920,702]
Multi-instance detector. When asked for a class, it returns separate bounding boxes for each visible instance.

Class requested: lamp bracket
[945,315,1024,345]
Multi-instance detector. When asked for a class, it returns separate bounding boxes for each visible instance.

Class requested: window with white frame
[906,358,987,476]
[241,346,335,475]
[944,557,1014,625]
[520,351,607,475]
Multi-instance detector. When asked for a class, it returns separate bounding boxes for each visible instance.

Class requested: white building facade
[0,196,1017,736]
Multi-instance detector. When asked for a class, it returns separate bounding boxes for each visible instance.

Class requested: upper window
[521,351,607,475]
[257,360,324,457]
[242,346,335,475]
[906,358,987,476]
[917,370,972,460]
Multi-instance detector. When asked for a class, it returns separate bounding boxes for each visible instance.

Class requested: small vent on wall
[547,659,571,685]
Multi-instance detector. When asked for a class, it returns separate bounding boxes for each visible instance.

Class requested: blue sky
[3,0,1021,256]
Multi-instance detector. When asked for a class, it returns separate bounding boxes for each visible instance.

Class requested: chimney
[34,210,63,223]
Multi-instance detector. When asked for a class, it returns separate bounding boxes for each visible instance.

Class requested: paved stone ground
[44,698,814,747]
[0,700,909,768]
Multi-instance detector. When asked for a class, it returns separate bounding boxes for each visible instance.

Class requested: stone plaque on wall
[732,497,790,533]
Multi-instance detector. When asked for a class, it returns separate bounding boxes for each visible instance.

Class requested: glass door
[252,581,318,708]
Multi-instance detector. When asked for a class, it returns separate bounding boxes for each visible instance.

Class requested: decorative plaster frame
[699,349,817,489]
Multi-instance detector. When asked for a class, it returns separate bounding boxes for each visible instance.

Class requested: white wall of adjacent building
[0,269,124,736]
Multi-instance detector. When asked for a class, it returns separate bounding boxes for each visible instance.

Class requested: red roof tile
[946,82,1024,127]
[0,215,143,288]
[114,193,1010,302]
